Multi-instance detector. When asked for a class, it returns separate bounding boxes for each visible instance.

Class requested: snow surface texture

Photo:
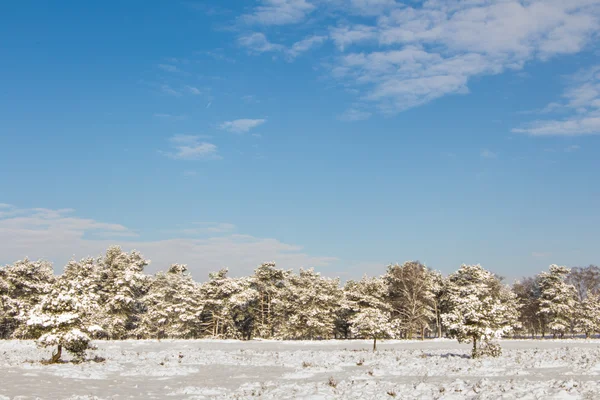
[2,339,600,399]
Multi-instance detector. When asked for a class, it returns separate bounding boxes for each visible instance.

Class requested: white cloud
[513,117,600,136]
[242,0,315,25]
[185,86,202,95]
[239,33,325,60]
[164,135,220,160]
[0,207,336,279]
[565,144,581,152]
[480,149,498,159]
[219,118,267,133]
[321,0,600,113]
[329,25,377,51]
[287,35,327,59]
[239,32,285,54]
[514,65,600,136]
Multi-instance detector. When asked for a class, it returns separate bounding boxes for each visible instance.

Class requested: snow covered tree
[248,262,290,339]
[442,264,519,358]
[227,276,259,340]
[385,261,435,339]
[350,308,396,351]
[139,264,204,338]
[0,258,55,339]
[537,265,577,338]
[59,257,106,338]
[91,246,150,339]
[575,294,600,338]
[199,269,258,339]
[429,270,445,338]
[25,274,101,362]
[280,268,341,340]
[344,276,396,350]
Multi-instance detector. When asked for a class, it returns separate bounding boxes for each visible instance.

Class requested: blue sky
[1,0,599,281]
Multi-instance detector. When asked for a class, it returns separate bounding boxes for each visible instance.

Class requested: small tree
[25,278,99,363]
[350,307,396,351]
[344,276,394,350]
[442,264,519,358]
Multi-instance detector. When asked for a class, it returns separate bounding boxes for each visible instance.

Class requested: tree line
[1,246,598,360]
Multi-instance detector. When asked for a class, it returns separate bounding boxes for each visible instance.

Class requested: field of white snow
[2,339,600,399]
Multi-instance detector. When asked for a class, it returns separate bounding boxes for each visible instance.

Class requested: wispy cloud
[234,0,600,114]
[286,35,327,59]
[219,118,267,133]
[513,65,600,136]
[238,32,325,60]
[185,85,202,95]
[163,135,220,160]
[565,144,581,152]
[0,206,336,278]
[239,32,285,54]
[242,0,315,26]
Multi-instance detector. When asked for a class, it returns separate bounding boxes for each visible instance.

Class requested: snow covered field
[2,339,600,399]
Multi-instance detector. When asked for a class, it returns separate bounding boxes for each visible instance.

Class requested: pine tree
[0,258,55,339]
[442,264,519,358]
[91,247,150,339]
[199,269,258,339]
[248,262,290,339]
[344,276,396,350]
[575,293,600,338]
[537,265,577,338]
[25,275,99,362]
[139,264,203,338]
[280,268,341,340]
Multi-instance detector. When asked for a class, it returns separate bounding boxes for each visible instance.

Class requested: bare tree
[567,265,600,302]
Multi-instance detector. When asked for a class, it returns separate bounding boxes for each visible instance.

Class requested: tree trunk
[421,325,425,341]
[373,337,377,352]
[472,336,477,358]
[51,344,62,363]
